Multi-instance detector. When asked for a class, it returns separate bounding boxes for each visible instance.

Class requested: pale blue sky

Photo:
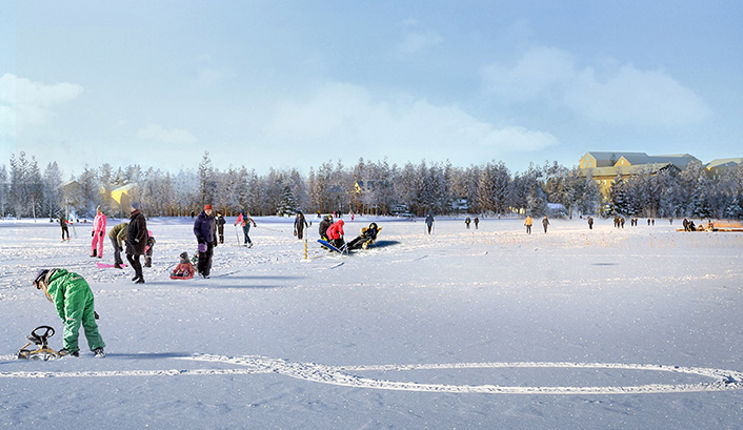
[1,1,741,175]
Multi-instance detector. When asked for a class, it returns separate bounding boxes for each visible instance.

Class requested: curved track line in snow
[2,354,742,395]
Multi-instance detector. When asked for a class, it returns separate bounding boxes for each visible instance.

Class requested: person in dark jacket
[215,212,226,244]
[425,213,434,234]
[465,217,471,229]
[59,213,72,241]
[126,202,148,284]
[194,204,217,278]
[542,215,550,233]
[318,215,333,241]
[294,211,308,240]
[587,216,594,230]
[474,216,479,229]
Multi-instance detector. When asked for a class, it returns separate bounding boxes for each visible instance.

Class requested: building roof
[647,154,699,169]
[584,152,649,167]
[705,158,743,169]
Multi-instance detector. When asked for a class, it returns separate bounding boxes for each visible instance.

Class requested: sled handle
[32,325,55,340]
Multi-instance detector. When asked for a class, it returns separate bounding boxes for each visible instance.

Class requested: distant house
[59,180,81,217]
[578,152,699,199]
[705,158,743,177]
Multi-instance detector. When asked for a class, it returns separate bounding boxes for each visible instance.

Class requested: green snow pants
[63,292,105,353]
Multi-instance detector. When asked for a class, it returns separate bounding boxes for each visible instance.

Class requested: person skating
[474,216,479,229]
[144,230,156,268]
[524,215,533,234]
[542,215,550,233]
[170,252,195,280]
[194,204,217,278]
[326,219,345,249]
[234,210,256,247]
[425,212,434,235]
[318,215,333,241]
[90,206,107,258]
[59,213,72,241]
[32,269,105,358]
[108,222,128,269]
[465,217,471,229]
[294,210,308,240]
[126,202,148,284]
[587,216,594,230]
[215,212,226,244]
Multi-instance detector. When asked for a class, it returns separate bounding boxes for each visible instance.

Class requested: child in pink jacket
[91,206,107,258]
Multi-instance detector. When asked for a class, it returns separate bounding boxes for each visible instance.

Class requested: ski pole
[235,225,240,246]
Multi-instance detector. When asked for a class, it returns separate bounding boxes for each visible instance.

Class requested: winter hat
[338,219,344,225]
[179,251,189,261]
[33,269,49,288]
[204,204,213,211]
[131,201,141,210]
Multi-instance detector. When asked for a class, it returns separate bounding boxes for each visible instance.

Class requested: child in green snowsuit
[33,269,105,357]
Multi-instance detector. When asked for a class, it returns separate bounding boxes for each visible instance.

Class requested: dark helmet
[33,269,49,288]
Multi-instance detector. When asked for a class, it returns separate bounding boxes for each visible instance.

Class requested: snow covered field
[1,216,742,429]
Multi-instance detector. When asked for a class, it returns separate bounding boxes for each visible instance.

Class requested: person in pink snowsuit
[91,206,107,258]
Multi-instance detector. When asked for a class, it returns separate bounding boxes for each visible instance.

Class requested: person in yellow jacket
[524,215,533,234]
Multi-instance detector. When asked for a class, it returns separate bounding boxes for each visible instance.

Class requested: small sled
[17,326,60,360]
[97,262,127,269]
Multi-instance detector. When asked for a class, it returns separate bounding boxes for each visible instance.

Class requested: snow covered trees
[1,152,742,219]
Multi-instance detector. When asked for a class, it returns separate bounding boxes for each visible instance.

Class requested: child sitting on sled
[170,252,195,280]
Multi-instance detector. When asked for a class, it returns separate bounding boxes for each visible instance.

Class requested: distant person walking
[425,213,434,235]
[90,206,107,258]
[235,210,257,247]
[294,211,308,240]
[215,212,226,244]
[465,217,471,229]
[59,213,72,241]
[524,216,533,234]
[587,216,594,230]
[474,216,479,229]
[542,215,550,233]
[126,202,148,284]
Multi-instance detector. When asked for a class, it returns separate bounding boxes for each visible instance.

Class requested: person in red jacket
[326,219,345,249]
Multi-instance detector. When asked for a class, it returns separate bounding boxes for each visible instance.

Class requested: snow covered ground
[1,215,742,429]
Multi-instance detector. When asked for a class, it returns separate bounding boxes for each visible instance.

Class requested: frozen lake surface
[1,215,742,428]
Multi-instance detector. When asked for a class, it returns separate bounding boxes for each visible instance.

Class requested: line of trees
[1,151,742,220]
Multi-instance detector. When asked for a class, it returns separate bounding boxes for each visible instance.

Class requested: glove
[91,231,94,237]
[94,311,100,320]
[100,231,104,237]
[198,243,207,253]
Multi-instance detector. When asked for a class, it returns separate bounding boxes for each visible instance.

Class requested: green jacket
[44,269,93,321]
[108,222,129,248]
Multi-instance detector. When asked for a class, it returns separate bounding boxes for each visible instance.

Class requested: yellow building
[579,152,699,200]
[101,183,138,216]
[705,158,743,177]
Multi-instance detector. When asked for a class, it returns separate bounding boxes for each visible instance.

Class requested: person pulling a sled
[33,269,105,358]
[326,218,345,249]
[171,252,195,280]
[90,206,107,258]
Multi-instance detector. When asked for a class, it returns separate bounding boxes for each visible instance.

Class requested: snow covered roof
[705,158,743,169]
[581,163,676,178]
[584,152,649,167]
